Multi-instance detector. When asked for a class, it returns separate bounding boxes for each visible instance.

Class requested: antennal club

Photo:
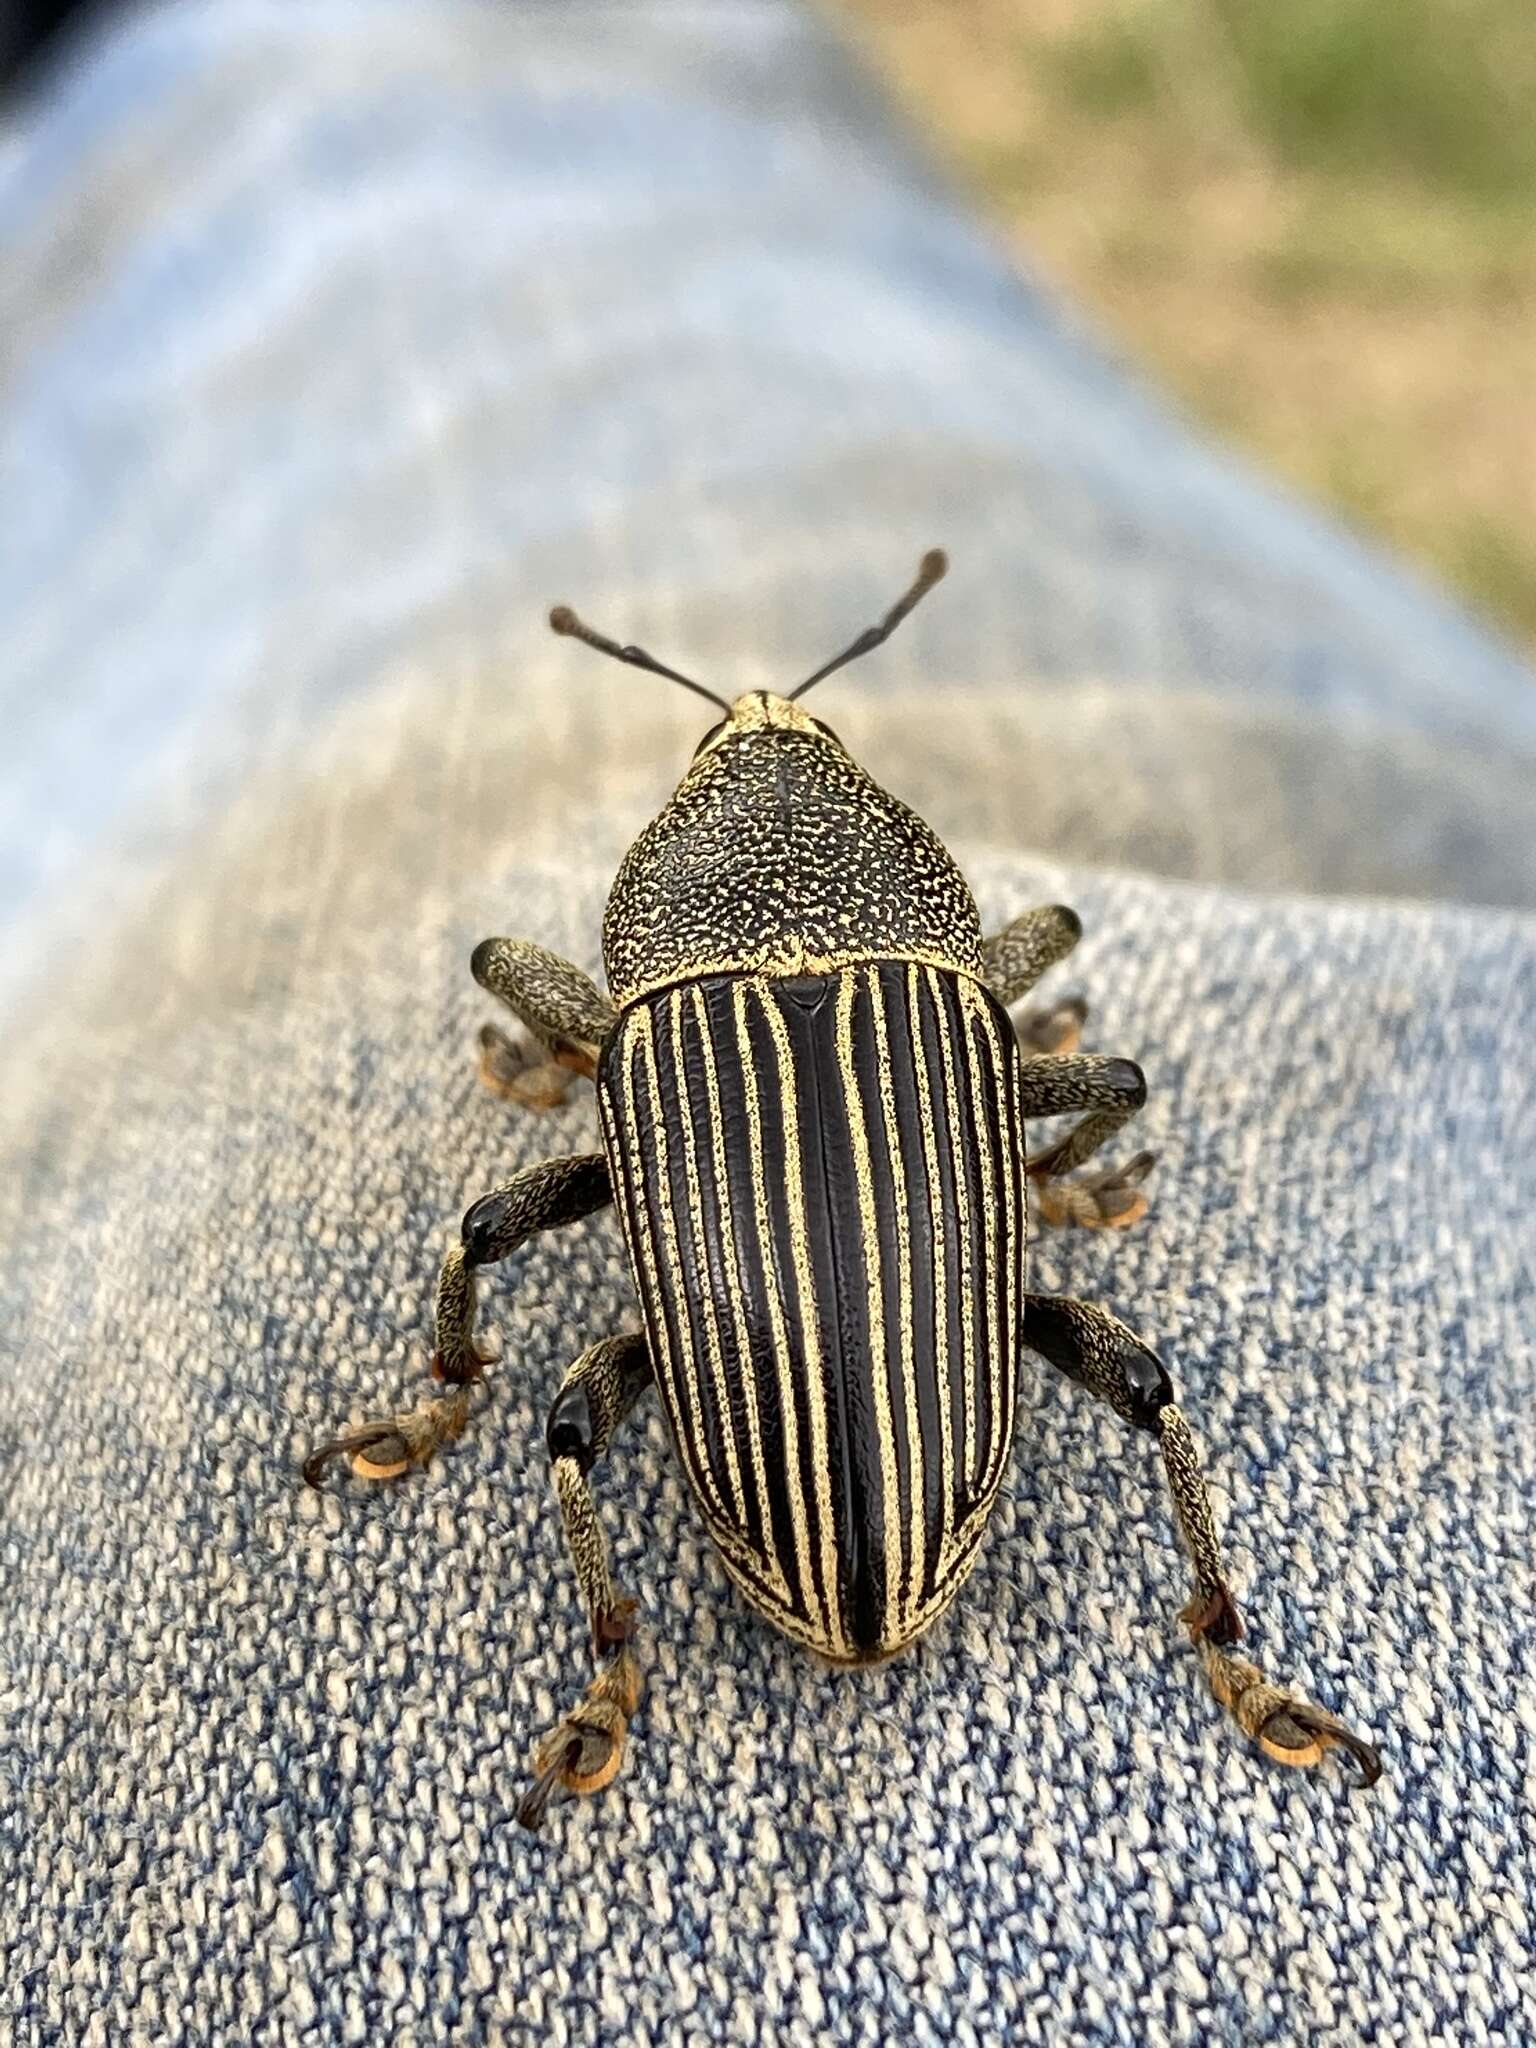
[790,547,948,700]
[548,604,730,714]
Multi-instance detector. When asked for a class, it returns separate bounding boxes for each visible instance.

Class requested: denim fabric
[2,4,1534,2044]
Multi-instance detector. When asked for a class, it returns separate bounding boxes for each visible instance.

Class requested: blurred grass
[1059,0,1536,194]
[830,0,1536,651]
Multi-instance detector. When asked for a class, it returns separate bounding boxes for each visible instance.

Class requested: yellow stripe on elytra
[901,963,946,1620]
[733,982,836,1651]
[990,985,1024,1492]
[687,982,789,1603]
[667,987,748,1533]
[965,980,1020,1506]
[634,1008,732,1526]
[955,984,1004,1515]
[866,966,918,1626]
[757,985,844,1650]
[607,1020,689,1467]
[836,969,903,1635]
[926,968,970,1563]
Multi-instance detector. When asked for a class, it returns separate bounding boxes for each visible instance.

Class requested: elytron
[306,550,1381,1825]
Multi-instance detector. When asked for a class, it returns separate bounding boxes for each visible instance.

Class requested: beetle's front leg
[518,1332,655,1830]
[984,904,1089,1055]
[1018,1051,1156,1229]
[303,1153,613,1484]
[1023,1293,1383,1787]
[470,937,618,1110]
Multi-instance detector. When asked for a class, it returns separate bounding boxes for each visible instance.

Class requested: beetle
[305,550,1382,1825]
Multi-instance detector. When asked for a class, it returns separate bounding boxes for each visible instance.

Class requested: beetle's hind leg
[303,1154,613,1485]
[519,1333,655,1830]
[1018,1051,1156,1230]
[1023,1293,1383,1786]
[470,937,618,1110]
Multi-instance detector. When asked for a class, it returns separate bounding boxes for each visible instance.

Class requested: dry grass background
[828,0,1536,653]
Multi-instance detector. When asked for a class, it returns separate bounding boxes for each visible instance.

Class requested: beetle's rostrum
[305,550,1383,1824]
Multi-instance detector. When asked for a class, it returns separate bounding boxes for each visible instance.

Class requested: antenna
[548,605,730,714]
[790,548,948,699]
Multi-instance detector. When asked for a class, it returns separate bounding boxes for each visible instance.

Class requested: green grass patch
[1053,0,1536,206]
[1250,187,1536,304]
[1446,516,1536,642]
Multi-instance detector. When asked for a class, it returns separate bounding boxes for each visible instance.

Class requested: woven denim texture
[3,3,1535,2044]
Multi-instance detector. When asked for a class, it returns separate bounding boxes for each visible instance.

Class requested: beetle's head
[683,687,845,766]
[547,551,982,1006]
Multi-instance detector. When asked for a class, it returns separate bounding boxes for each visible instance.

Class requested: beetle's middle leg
[303,1153,613,1484]
[470,937,618,1110]
[1023,1292,1383,1787]
[1018,1051,1156,1230]
[518,1332,655,1831]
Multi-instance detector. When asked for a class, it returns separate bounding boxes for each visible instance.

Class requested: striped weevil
[305,550,1382,1825]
